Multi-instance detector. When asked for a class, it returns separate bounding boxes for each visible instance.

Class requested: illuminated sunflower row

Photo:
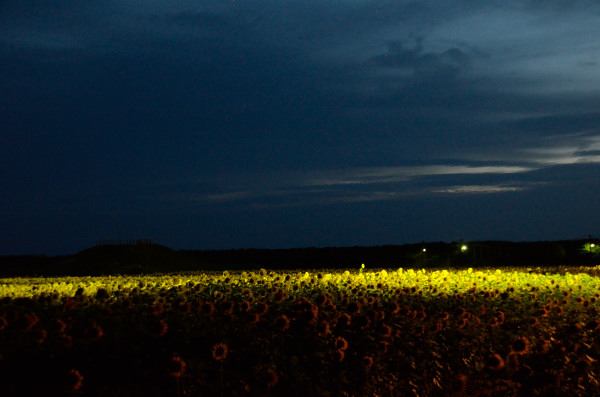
[2,266,600,301]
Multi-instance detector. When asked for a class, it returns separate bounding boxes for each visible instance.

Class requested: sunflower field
[2,265,600,396]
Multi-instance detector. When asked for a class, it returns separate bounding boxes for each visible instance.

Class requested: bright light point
[422,248,427,252]
[592,244,596,248]
[461,245,468,252]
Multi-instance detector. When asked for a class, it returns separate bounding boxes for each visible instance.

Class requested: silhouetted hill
[0,244,207,277]
[56,244,208,276]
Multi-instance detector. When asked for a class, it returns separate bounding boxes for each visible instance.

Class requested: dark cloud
[525,0,600,12]
[576,149,600,157]
[370,37,472,82]
[166,10,228,28]
[505,113,600,135]
[0,0,109,23]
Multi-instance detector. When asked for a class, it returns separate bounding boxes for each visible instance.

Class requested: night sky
[2,1,600,255]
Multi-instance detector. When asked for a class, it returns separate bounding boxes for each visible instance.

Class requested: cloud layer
[2,0,600,253]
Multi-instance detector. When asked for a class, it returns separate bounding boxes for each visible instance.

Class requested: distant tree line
[183,239,600,270]
[1,238,598,277]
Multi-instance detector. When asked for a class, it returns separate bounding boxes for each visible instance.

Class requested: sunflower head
[64,369,84,392]
[450,374,468,395]
[168,356,186,378]
[361,355,374,369]
[212,343,229,361]
[511,337,530,355]
[334,336,348,351]
[486,353,505,371]
[265,368,278,388]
